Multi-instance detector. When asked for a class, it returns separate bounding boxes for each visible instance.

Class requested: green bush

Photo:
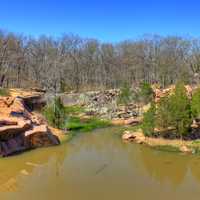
[138,82,154,104]
[156,82,192,138]
[142,102,156,137]
[117,83,133,105]
[191,87,200,119]
[43,97,66,129]
[156,96,172,129]
[0,88,10,96]
[169,82,192,138]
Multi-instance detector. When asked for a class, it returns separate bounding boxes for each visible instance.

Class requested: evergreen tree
[43,97,66,129]
[156,96,172,129]
[156,82,192,138]
[191,87,200,120]
[142,102,156,137]
[117,83,133,105]
[169,82,192,138]
[139,82,154,104]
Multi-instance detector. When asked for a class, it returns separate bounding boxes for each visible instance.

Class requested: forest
[1,30,200,92]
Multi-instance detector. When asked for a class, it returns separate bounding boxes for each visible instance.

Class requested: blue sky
[0,0,200,42]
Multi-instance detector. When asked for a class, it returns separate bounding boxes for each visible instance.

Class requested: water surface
[1,127,200,200]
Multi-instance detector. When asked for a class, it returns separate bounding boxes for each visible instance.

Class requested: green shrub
[191,87,200,119]
[156,82,192,138]
[138,82,154,104]
[0,88,10,96]
[156,96,172,129]
[142,102,156,137]
[43,97,109,132]
[169,82,192,138]
[117,83,133,105]
[43,97,66,129]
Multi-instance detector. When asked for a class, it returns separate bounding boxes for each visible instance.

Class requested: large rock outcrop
[0,96,60,157]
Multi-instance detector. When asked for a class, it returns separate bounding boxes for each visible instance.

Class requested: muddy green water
[1,127,200,200]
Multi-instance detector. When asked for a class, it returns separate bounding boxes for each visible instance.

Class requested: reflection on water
[1,127,200,200]
[139,147,190,185]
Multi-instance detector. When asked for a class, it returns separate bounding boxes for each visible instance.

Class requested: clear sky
[0,0,200,42]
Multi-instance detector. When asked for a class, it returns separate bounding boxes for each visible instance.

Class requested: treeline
[1,30,200,92]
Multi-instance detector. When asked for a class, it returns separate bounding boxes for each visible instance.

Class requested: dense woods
[1,30,200,92]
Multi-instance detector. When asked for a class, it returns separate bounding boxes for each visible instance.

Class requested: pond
[1,127,200,200]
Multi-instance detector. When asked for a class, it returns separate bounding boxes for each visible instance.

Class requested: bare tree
[0,30,200,91]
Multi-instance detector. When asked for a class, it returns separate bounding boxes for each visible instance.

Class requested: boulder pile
[83,89,120,117]
[0,96,60,157]
[111,104,139,118]
[110,103,142,125]
[79,90,142,124]
[59,89,142,125]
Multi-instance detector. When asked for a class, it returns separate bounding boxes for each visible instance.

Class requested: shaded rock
[22,95,46,111]
[49,127,66,142]
[25,125,60,148]
[0,119,31,138]
[0,119,18,126]
[0,134,28,157]
[9,88,46,111]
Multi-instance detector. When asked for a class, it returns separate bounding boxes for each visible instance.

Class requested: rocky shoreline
[121,84,200,154]
[122,130,198,154]
[1,85,199,156]
[0,87,142,157]
[0,89,64,157]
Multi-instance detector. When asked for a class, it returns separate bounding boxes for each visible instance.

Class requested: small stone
[122,131,136,141]
[179,145,192,153]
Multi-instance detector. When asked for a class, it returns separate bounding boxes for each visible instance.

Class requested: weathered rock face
[0,97,60,157]
[9,88,46,111]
